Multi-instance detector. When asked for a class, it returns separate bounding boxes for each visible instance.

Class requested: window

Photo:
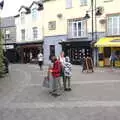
[107,15,120,36]
[66,0,72,9]
[104,0,113,3]
[5,30,10,39]
[68,19,87,38]
[32,8,37,20]
[32,27,38,39]
[48,21,56,30]
[80,0,87,6]
[21,29,25,41]
[21,12,25,24]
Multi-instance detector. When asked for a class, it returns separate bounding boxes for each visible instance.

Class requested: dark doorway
[49,45,55,60]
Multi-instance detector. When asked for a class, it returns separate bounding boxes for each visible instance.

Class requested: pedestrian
[59,51,65,89]
[37,51,43,70]
[30,52,32,63]
[63,56,72,91]
[49,56,62,97]
[109,52,117,67]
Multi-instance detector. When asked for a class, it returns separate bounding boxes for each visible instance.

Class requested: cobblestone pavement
[0,64,120,120]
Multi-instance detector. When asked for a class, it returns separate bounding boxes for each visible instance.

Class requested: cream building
[43,0,120,66]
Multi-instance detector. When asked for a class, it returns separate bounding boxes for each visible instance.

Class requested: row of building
[1,0,120,67]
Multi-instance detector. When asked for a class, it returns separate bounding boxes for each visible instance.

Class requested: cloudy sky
[1,0,33,17]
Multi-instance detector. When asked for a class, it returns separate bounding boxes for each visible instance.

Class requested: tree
[0,24,4,77]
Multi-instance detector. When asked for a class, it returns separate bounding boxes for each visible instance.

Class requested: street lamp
[83,0,103,65]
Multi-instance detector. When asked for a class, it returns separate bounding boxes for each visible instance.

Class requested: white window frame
[21,29,25,41]
[21,12,25,24]
[68,20,87,38]
[66,0,72,9]
[80,0,87,6]
[32,27,38,39]
[32,8,37,21]
[107,15,120,36]
[5,30,10,39]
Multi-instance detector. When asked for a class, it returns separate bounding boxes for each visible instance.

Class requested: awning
[95,37,120,47]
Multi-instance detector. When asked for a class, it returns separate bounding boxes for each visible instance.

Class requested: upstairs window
[80,0,87,6]
[5,30,10,39]
[21,29,25,41]
[48,21,56,30]
[68,19,87,38]
[21,12,25,24]
[32,8,37,21]
[32,27,38,39]
[107,15,120,36]
[66,0,72,9]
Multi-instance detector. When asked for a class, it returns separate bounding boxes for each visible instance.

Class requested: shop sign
[3,45,14,49]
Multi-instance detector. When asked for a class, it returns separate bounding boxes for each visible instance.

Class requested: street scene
[0,64,120,120]
[0,0,120,119]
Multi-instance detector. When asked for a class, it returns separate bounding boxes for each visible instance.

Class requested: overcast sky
[1,0,33,17]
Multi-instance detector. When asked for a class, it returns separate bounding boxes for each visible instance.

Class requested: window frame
[21,29,25,41]
[107,15,120,36]
[21,12,25,24]
[32,27,38,39]
[80,0,88,6]
[32,8,38,21]
[68,19,87,38]
[66,0,72,9]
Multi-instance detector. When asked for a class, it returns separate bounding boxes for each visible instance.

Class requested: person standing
[37,51,43,70]
[109,52,117,67]
[63,56,72,91]
[59,51,65,89]
[49,56,62,97]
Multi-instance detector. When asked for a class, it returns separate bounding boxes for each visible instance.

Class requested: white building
[15,1,43,63]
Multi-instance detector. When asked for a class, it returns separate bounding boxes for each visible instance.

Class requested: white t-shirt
[59,56,65,65]
[38,53,43,61]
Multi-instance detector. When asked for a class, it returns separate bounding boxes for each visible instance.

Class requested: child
[64,56,72,91]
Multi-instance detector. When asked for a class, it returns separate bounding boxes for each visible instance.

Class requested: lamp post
[83,0,102,66]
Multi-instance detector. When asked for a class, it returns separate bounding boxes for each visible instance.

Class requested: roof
[29,1,43,10]
[18,5,30,14]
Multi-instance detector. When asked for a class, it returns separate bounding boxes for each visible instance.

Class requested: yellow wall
[43,0,120,37]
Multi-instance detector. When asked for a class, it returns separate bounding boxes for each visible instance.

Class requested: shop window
[104,47,111,57]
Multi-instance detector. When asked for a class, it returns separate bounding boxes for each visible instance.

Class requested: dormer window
[21,12,25,24]
[32,8,37,21]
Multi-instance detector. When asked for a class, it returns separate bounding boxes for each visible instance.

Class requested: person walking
[63,56,72,91]
[37,51,43,70]
[49,56,62,97]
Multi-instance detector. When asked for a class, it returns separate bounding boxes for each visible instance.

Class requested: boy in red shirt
[49,56,62,97]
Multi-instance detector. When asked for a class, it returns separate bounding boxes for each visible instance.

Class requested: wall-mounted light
[57,13,63,18]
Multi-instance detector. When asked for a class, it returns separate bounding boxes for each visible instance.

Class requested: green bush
[0,29,4,77]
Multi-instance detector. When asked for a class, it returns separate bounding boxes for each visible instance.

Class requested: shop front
[95,37,120,67]
[60,41,92,65]
[3,43,18,63]
[16,41,43,63]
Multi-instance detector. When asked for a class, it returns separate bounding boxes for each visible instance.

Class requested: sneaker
[64,88,68,91]
[49,90,56,94]
[52,93,61,97]
[67,88,72,91]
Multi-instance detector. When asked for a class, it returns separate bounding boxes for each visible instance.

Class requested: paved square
[0,64,120,120]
